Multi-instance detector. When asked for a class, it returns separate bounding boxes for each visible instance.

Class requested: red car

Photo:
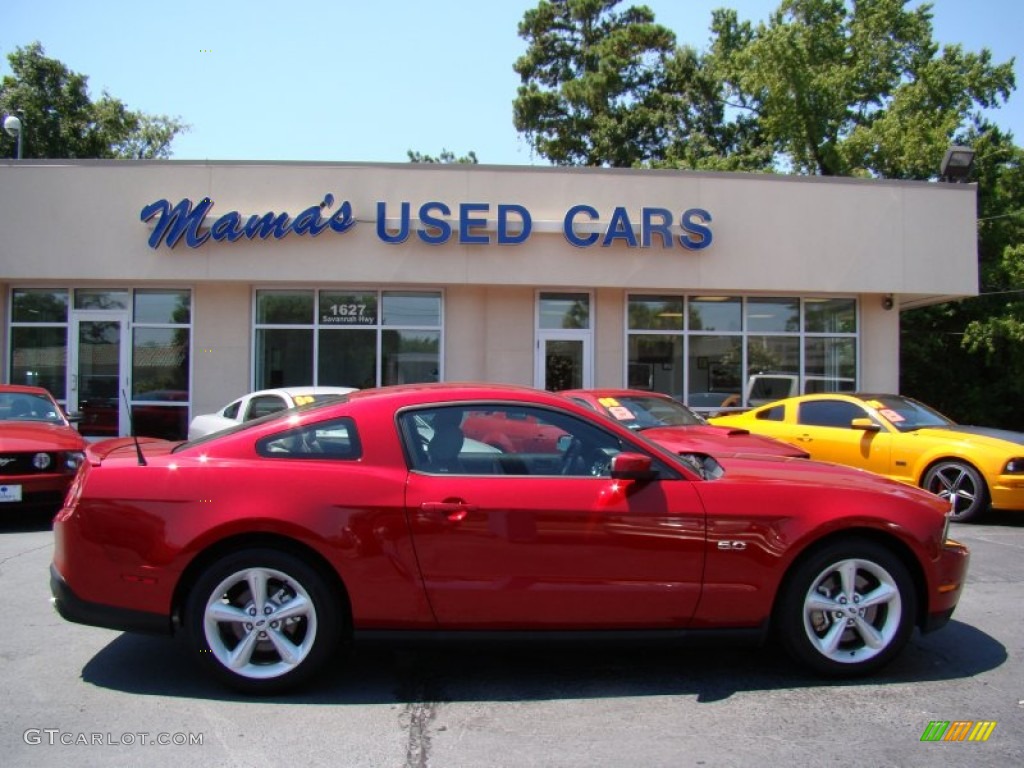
[560,389,809,459]
[0,385,86,514]
[51,383,968,694]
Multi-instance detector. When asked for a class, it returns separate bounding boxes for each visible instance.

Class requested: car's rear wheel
[922,460,988,522]
[776,539,916,676]
[184,548,342,694]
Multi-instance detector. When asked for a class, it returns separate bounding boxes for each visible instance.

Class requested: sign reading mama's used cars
[140,195,713,251]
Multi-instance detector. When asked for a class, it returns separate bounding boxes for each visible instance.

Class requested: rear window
[257,417,361,460]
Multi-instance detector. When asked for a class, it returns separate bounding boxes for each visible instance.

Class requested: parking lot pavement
[2,513,1022,768]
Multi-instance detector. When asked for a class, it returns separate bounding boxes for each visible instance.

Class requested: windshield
[595,395,705,430]
[864,395,954,432]
[0,392,65,425]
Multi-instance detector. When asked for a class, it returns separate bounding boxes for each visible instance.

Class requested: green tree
[0,42,188,159]
[406,148,479,164]
[512,0,680,166]
[706,0,1015,177]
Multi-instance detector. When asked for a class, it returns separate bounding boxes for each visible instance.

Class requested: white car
[188,387,357,440]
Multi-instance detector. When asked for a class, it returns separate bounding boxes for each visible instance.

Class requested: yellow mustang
[710,393,1024,522]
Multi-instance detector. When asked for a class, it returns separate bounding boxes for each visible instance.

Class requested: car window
[797,400,868,428]
[257,417,361,459]
[245,395,287,420]
[401,404,635,477]
[223,401,242,419]
[0,393,63,424]
[755,405,785,422]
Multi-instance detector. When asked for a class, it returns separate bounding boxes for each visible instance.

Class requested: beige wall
[0,160,977,407]
[0,161,977,302]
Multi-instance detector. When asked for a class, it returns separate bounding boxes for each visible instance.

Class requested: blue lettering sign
[679,208,713,250]
[418,202,452,245]
[140,194,355,249]
[377,201,412,243]
[497,204,531,244]
[602,207,638,248]
[641,208,674,248]
[563,205,600,247]
[459,203,490,244]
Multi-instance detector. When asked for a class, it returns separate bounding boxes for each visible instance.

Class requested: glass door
[68,312,130,438]
[535,292,592,391]
[536,333,592,391]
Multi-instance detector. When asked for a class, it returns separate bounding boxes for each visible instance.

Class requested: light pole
[3,114,24,159]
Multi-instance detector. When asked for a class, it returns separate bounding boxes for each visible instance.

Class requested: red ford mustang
[560,388,809,459]
[0,384,86,514]
[51,383,969,694]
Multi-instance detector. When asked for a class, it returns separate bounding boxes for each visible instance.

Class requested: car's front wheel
[184,548,343,694]
[922,460,988,522]
[776,539,916,676]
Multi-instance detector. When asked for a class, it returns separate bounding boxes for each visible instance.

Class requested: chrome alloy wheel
[801,557,902,665]
[203,566,318,680]
[923,460,987,522]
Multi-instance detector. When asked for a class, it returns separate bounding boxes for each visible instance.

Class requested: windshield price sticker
[879,408,905,423]
[607,406,634,421]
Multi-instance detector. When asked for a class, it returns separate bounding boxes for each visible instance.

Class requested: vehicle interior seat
[427,410,465,473]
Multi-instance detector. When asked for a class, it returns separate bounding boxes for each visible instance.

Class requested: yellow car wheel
[922,460,988,523]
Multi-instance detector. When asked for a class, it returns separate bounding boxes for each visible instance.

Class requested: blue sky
[3,0,1021,165]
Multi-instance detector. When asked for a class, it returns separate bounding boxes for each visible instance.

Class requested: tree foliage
[407,148,479,164]
[0,42,188,159]
[513,0,679,166]
[514,0,1023,427]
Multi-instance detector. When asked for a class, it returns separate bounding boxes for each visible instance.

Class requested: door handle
[420,500,477,522]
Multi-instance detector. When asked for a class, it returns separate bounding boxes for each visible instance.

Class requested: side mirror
[610,452,657,481]
[851,417,881,432]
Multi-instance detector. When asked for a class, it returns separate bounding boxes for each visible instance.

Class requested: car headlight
[33,452,52,470]
[1004,458,1024,474]
[65,451,86,471]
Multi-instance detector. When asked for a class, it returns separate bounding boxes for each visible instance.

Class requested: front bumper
[921,538,970,634]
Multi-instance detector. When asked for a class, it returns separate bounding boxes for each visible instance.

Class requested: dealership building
[0,160,978,440]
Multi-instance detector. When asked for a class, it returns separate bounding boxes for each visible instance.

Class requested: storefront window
[75,289,129,311]
[12,289,68,323]
[628,296,683,331]
[627,295,858,409]
[318,328,376,388]
[747,297,800,332]
[383,330,441,385]
[256,290,314,324]
[539,293,590,329]
[256,328,314,389]
[805,298,857,333]
[10,326,68,398]
[134,289,191,325]
[690,296,741,332]
[688,336,742,408]
[627,334,682,393]
[254,289,443,390]
[383,292,441,326]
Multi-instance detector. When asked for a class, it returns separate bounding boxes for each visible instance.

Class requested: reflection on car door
[795,399,893,474]
[401,404,706,629]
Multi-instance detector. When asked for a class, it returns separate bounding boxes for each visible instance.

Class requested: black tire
[922,460,989,523]
[776,539,916,676]
[184,548,344,694]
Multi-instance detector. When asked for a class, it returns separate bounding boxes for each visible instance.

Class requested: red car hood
[641,425,809,459]
[712,452,945,507]
[0,422,86,452]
